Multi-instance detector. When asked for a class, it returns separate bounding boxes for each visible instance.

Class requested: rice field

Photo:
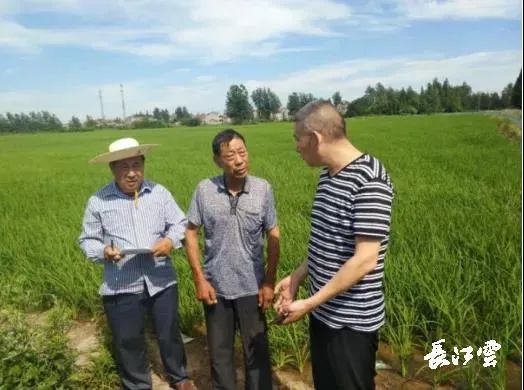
[0,113,520,388]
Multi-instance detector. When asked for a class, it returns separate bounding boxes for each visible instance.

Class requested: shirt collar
[108,179,153,198]
[219,174,251,194]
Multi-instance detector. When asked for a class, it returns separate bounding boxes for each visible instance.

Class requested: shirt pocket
[239,208,264,242]
[100,208,131,234]
[238,209,264,260]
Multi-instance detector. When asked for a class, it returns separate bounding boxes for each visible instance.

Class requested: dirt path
[66,319,460,390]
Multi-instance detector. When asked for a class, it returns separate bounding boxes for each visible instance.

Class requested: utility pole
[98,89,105,119]
[120,84,127,121]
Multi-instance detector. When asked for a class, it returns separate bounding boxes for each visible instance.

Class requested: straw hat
[89,137,159,164]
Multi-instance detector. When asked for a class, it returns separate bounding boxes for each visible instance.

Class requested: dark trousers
[310,315,378,390]
[103,285,188,390]
[204,295,272,390]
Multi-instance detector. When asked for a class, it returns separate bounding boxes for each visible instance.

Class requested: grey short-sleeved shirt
[187,175,277,299]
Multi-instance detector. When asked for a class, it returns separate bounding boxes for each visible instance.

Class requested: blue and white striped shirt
[79,180,187,296]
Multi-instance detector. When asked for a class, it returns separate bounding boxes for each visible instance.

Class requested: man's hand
[280,299,313,324]
[195,278,218,305]
[104,245,121,262]
[273,274,300,315]
[258,281,274,310]
[151,237,173,257]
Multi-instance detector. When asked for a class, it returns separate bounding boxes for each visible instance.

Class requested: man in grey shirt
[185,129,280,390]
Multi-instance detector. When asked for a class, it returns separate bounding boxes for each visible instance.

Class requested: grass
[0,113,520,388]
[0,305,76,389]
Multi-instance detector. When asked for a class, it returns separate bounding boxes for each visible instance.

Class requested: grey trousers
[204,295,272,390]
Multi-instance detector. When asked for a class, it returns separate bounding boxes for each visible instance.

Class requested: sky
[0,0,522,122]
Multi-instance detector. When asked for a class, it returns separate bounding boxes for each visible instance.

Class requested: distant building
[200,112,230,125]
[128,115,147,123]
[274,107,289,121]
[88,117,126,128]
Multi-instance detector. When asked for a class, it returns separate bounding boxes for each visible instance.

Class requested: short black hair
[212,129,246,157]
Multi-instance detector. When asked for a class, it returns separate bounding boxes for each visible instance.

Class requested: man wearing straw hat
[79,137,195,390]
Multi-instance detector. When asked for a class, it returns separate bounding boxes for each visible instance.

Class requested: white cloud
[2,50,519,122]
[248,50,522,103]
[194,75,216,83]
[394,0,522,20]
[0,0,352,61]
[0,1,520,61]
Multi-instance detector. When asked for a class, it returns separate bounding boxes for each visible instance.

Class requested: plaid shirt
[79,180,187,296]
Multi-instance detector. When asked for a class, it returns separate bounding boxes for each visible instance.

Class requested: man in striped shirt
[274,102,394,389]
[79,138,194,390]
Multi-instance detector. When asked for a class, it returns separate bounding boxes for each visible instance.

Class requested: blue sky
[0,0,521,121]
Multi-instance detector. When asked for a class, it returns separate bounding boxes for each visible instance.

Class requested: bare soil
[66,319,521,389]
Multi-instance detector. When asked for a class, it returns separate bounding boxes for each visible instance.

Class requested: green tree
[68,116,82,130]
[511,69,521,108]
[386,87,399,114]
[299,93,316,107]
[153,107,162,121]
[401,87,419,114]
[174,106,190,121]
[0,111,63,132]
[85,115,97,128]
[251,87,281,120]
[501,83,513,108]
[345,96,371,117]
[161,109,170,123]
[180,116,201,127]
[286,92,317,117]
[152,107,170,123]
[490,92,502,109]
[0,114,10,133]
[287,92,301,116]
[332,91,342,106]
[175,107,183,121]
[428,79,443,113]
[226,84,253,124]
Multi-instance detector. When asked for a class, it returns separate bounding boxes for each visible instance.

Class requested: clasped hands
[272,274,312,325]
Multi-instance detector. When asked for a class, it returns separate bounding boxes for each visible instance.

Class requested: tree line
[346,70,522,117]
[0,105,203,134]
[0,111,69,133]
[1,70,521,133]
[225,69,521,123]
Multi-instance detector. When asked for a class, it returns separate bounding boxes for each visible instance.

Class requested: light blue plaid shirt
[79,180,187,296]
